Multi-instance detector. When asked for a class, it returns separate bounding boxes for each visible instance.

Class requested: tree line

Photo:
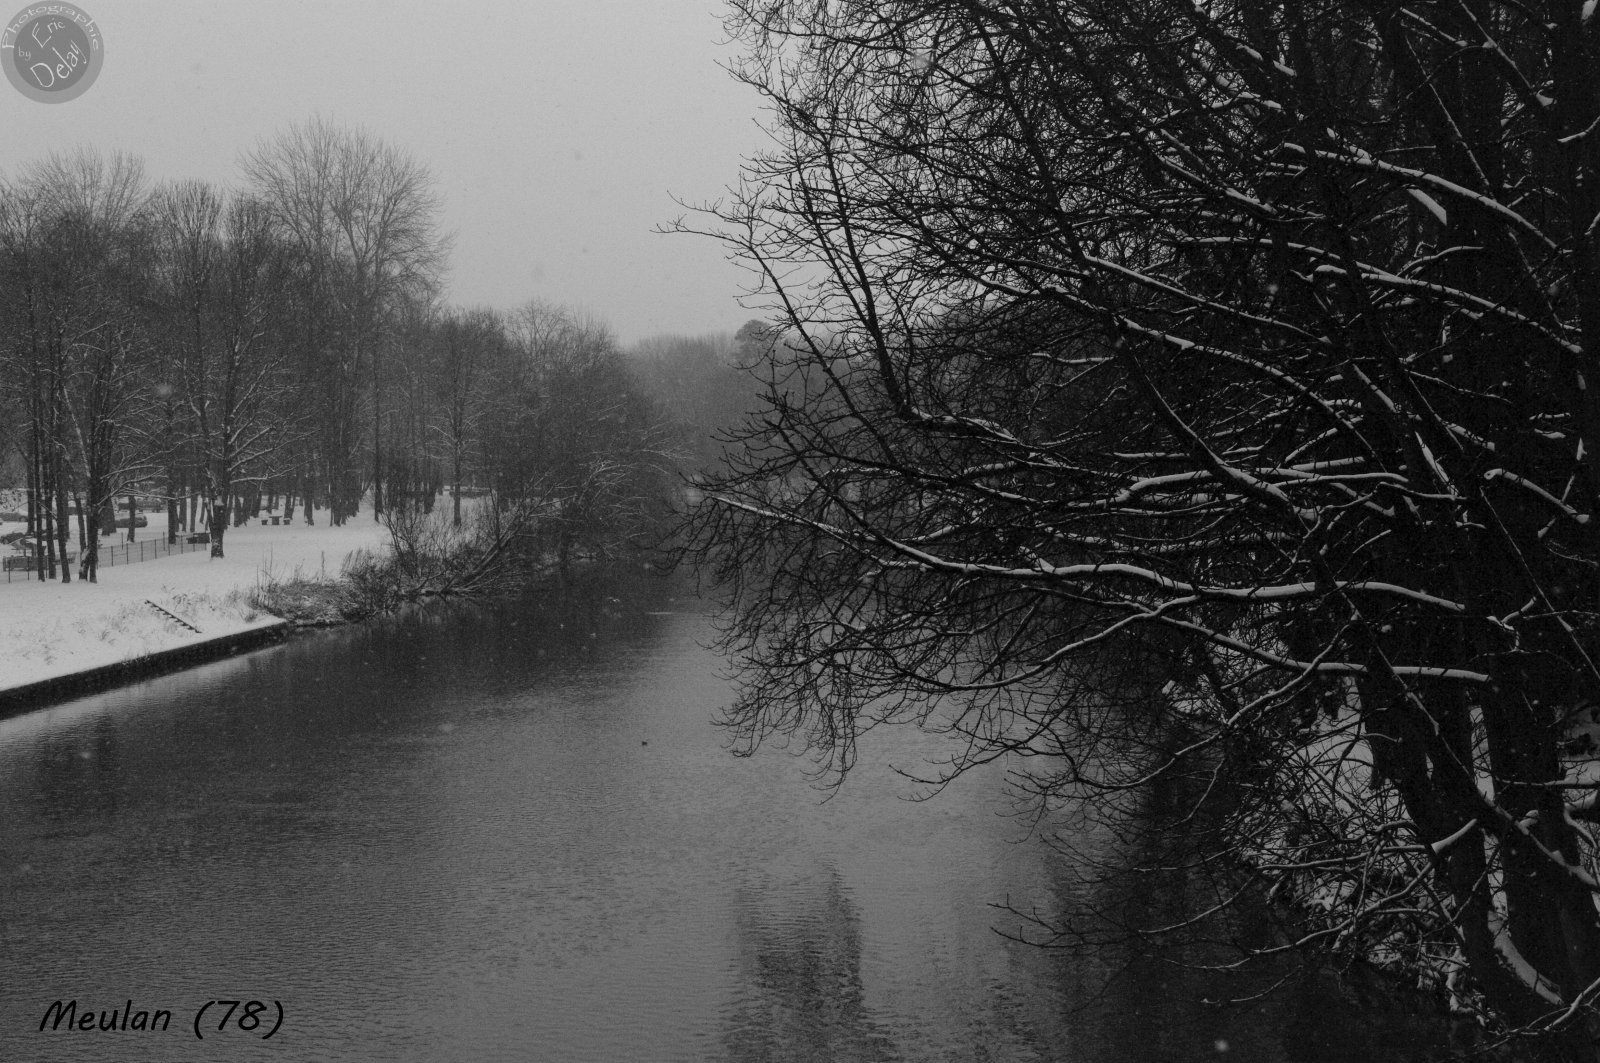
[0,118,697,583]
[684,0,1600,1053]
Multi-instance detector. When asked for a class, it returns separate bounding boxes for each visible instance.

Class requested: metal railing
[2,535,211,582]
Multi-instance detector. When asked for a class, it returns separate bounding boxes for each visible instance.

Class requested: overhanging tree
[687,0,1600,1051]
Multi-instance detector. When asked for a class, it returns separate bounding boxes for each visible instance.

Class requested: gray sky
[0,0,769,345]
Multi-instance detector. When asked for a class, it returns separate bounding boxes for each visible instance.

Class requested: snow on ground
[0,503,390,696]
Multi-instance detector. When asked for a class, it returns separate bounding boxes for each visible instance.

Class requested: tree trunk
[209,502,227,559]
[373,336,384,521]
[31,428,47,581]
[452,450,462,528]
[81,496,99,583]
[25,430,36,538]
[54,454,70,583]
[36,436,51,580]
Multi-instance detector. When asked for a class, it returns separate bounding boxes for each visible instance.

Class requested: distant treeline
[0,119,769,582]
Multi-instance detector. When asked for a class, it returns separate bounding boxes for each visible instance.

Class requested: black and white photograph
[1,0,1597,1059]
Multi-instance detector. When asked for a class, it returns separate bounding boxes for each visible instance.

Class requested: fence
[2,535,211,582]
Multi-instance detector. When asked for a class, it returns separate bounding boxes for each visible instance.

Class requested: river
[0,571,1455,1061]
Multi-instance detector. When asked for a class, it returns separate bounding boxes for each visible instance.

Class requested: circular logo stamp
[2,4,103,103]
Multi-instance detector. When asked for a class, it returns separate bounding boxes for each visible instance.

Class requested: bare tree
[241,116,446,524]
[429,306,501,527]
[0,149,152,582]
[493,302,678,575]
[628,329,762,471]
[150,181,298,559]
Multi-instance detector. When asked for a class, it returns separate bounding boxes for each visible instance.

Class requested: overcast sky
[0,0,769,345]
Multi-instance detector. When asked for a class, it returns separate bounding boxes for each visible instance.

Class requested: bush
[248,576,363,626]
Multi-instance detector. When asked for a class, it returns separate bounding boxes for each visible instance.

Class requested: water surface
[0,573,1453,1061]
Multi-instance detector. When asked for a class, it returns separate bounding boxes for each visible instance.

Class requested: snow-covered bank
[0,505,390,700]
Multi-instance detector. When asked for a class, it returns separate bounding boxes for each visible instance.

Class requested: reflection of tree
[34,719,121,823]
[720,867,900,1063]
[1024,769,1454,1063]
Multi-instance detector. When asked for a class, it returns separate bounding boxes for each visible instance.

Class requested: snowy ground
[0,502,391,696]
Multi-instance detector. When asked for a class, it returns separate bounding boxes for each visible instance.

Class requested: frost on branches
[684,0,1600,1053]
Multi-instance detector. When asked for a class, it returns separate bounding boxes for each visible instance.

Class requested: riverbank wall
[0,620,292,720]
[0,498,393,720]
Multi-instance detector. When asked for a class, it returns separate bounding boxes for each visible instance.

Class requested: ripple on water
[0,580,1456,1062]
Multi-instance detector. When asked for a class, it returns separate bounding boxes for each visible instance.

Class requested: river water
[0,572,1454,1061]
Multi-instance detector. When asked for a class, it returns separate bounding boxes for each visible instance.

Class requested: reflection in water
[1014,751,1463,1063]
[721,867,899,1063]
[33,718,120,825]
[0,570,1455,1062]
